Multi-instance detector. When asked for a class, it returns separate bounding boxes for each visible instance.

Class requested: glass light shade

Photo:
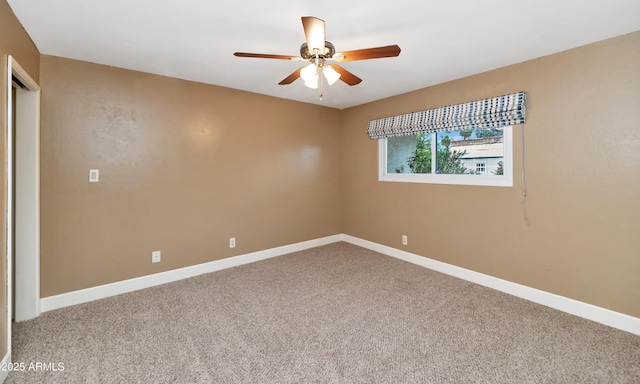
[323,65,341,85]
[304,79,318,89]
[300,64,318,88]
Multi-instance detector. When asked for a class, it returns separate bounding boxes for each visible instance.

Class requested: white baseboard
[0,352,10,383]
[40,235,342,313]
[40,233,639,336]
[339,234,640,336]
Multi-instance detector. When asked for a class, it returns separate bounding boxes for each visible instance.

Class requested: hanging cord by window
[520,123,530,225]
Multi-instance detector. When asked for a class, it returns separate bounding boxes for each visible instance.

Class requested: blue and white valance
[367,92,526,139]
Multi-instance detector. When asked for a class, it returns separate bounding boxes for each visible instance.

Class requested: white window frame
[378,126,513,187]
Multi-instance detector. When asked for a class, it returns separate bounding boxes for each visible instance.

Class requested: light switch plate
[89,169,99,182]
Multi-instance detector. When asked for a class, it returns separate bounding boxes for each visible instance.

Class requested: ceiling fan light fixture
[323,65,341,85]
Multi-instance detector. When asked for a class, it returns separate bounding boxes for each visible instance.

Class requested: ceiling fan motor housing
[300,41,335,60]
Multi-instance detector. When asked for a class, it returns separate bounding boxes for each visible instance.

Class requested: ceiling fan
[234,16,401,99]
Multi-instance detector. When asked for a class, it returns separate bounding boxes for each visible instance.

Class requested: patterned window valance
[367,91,526,139]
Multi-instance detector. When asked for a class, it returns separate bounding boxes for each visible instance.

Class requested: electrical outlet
[229,237,236,248]
[152,250,161,263]
[402,235,408,246]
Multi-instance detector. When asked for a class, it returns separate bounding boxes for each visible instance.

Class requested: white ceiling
[7,0,640,109]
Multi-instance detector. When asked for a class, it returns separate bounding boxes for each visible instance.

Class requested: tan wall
[0,0,40,359]
[40,56,342,296]
[341,31,640,318]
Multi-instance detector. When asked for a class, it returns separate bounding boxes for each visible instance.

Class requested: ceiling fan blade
[333,45,401,62]
[301,16,325,54]
[234,52,301,60]
[278,67,303,85]
[329,64,362,86]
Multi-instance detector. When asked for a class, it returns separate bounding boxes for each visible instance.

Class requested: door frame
[6,56,40,332]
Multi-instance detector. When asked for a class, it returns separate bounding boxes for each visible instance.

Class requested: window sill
[379,172,513,187]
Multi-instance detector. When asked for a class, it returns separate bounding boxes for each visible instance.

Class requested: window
[379,126,513,187]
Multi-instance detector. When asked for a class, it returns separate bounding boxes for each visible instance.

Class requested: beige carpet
[8,242,640,383]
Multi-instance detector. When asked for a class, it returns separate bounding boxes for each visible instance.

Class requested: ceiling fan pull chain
[318,68,324,101]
